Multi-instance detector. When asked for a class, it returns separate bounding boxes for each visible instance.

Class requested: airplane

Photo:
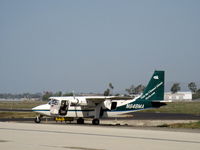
[32,70,168,125]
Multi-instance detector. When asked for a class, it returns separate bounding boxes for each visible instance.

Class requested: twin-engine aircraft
[32,71,167,125]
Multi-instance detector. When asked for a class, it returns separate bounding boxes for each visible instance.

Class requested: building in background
[164,92,192,102]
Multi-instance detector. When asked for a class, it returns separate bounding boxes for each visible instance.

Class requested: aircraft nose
[32,104,50,112]
[32,106,39,111]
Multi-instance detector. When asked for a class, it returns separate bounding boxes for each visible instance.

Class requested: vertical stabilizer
[140,71,164,101]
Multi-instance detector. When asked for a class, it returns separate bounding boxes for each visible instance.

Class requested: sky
[0,0,200,93]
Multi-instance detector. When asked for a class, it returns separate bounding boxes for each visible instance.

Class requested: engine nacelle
[103,100,112,110]
[70,97,88,106]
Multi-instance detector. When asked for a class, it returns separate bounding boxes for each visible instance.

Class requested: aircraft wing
[85,96,133,105]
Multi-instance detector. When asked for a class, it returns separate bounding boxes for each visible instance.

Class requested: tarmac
[1,111,200,127]
[0,122,200,150]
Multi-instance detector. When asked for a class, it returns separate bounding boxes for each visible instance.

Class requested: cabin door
[59,100,69,116]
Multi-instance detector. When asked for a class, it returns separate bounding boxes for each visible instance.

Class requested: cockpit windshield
[48,99,59,105]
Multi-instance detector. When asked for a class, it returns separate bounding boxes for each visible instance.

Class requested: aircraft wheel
[92,119,100,125]
[34,116,41,123]
[77,118,84,124]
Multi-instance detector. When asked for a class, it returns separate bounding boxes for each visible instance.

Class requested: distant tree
[134,84,145,94]
[0,93,42,99]
[109,83,114,95]
[63,92,73,96]
[192,89,200,100]
[125,84,145,95]
[125,85,135,95]
[188,82,197,93]
[104,88,110,96]
[42,91,53,101]
[109,83,114,90]
[54,91,62,96]
[171,83,181,93]
[103,83,114,96]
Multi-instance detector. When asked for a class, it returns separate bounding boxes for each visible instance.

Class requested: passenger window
[111,102,117,110]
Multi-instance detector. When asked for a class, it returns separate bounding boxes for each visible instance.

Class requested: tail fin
[140,71,164,101]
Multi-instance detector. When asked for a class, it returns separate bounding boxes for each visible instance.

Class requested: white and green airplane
[32,70,167,125]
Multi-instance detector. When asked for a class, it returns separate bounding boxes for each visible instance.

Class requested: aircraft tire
[92,119,100,125]
[34,116,41,123]
[77,118,84,124]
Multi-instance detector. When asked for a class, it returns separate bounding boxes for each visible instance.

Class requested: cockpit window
[48,99,59,105]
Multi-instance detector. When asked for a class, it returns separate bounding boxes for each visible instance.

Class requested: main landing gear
[77,118,84,124]
[76,118,100,125]
[92,118,100,125]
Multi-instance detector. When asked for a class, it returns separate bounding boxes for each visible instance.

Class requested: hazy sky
[0,0,200,93]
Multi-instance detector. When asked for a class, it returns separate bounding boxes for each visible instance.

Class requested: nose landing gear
[34,115,43,123]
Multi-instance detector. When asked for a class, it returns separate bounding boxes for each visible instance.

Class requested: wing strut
[93,103,102,125]
[94,103,101,119]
